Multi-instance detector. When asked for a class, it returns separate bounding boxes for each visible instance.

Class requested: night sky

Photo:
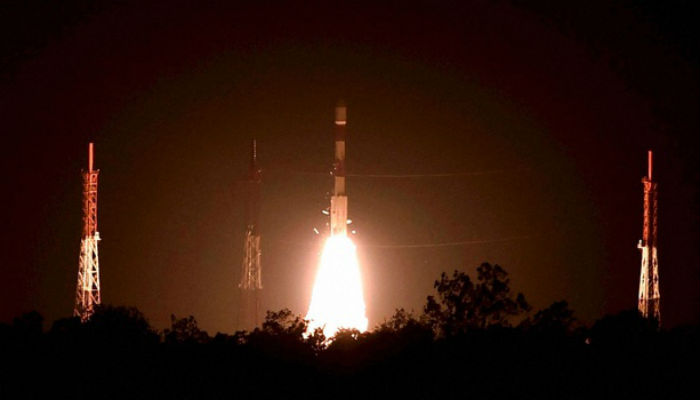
[1,1,697,333]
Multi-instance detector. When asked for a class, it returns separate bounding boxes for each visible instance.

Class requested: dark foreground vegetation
[1,263,696,399]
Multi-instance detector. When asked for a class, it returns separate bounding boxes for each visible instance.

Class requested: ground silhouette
[0,263,695,399]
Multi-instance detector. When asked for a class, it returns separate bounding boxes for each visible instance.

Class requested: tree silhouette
[329,327,362,343]
[522,300,576,336]
[424,263,530,336]
[83,305,159,347]
[246,308,320,362]
[163,314,210,344]
[11,311,43,344]
[377,308,419,332]
[259,308,307,337]
[305,326,327,354]
[0,283,692,399]
[590,309,659,347]
[375,308,433,346]
[12,311,43,336]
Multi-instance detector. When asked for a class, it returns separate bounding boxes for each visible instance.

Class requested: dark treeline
[1,263,696,399]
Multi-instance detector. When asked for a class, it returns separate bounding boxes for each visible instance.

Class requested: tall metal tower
[637,150,660,324]
[74,142,101,322]
[238,139,263,330]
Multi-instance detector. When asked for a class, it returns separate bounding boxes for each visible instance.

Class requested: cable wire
[361,234,535,249]
[264,166,530,179]
[268,234,536,249]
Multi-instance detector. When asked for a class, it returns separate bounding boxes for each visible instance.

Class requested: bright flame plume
[306,235,368,338]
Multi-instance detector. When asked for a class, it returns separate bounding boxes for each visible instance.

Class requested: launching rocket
[306,102,368,337]
[330,102,348,236]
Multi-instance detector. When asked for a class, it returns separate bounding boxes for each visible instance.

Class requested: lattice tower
[238,139,263,330]
[74,142,101,322]
[637,150,660,324]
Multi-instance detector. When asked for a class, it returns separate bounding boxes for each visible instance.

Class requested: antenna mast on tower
[238,139,263,330]
[74,142,101,321]
[637,150,660,324]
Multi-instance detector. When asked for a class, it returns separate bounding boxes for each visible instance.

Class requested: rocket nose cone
[335,102,347,125]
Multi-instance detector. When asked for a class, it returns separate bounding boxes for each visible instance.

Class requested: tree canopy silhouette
[521,300,577,336]
[0,268,695,399]
[164,314,210,344]
[424,262,530,336]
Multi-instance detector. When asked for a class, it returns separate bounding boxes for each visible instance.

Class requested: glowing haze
[306,235,368,338]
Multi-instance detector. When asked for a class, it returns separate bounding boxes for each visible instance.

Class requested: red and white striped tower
[330,102,348,236]
[74,142,101,322]
[637,150,660,324]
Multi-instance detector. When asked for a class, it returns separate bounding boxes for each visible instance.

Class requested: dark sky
[1,1,697,333]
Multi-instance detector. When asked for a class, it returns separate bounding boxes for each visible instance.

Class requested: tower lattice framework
[238,139,263,330]
[637,150,660,324]
[74,142,101,322]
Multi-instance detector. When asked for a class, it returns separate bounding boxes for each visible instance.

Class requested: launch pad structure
[238,139,263,330]
[637,150,660,324]
[74,143,101,322]
[61,114,668,333]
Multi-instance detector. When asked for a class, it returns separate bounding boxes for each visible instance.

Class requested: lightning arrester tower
[74,142,101,322]
[239,139,263,330]
[330,102,348,236]
[637,150,660,324]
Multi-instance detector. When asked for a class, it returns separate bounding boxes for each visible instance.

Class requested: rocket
[330,102,348,236]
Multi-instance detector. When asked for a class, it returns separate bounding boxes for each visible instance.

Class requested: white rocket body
[330,104,348,236]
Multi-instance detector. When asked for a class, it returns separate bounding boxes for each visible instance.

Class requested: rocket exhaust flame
[305,103,368,338]
[306,235,368,338]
